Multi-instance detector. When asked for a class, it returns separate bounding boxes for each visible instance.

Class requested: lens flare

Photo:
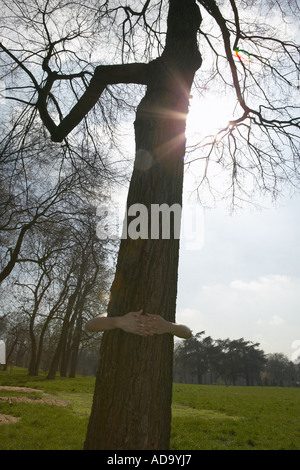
[233,48,251,62]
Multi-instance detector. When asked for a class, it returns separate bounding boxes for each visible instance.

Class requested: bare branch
[37,62,150,142]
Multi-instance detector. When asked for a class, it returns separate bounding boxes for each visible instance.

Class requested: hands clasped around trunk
[85,310,192,339]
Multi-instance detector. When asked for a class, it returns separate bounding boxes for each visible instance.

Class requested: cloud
[229,275,289,292]
[177,194,300,357]
[177,274,300,356]
[269,315,285,326]
[258,313,285,327]
[178,308,201,319]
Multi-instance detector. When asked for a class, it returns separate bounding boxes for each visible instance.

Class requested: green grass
[1,367,300,450]
[0,368,94,450]
[171,384,300,450]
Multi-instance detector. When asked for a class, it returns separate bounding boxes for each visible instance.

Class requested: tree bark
[0,225,30,284]
[28,275,51,376]
[33,284,69,375]
[68,310,83,378]
[47,291,77,379]
[84,0,202,450]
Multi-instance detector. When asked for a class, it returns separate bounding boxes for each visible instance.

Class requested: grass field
[0,367,299,450]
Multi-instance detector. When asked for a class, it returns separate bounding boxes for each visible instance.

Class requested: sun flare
[186,94,234,142]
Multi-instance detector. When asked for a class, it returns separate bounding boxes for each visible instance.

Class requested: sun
[186,93,234,143]
[183,93,238,205]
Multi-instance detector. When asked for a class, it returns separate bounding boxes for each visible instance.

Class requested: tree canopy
[1,0,299,208]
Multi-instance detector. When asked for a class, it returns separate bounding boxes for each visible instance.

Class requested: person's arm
[85,310,152,336]
[144,314,192,339]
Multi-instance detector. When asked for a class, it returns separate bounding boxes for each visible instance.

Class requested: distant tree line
[0,201,116,378]
[2,320,300,388]
[173,332,300,387]
[0,207,115,379]
[0,162,116,378]
[0,312,103,378]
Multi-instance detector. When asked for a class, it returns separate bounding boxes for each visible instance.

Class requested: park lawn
[0,368,94,450]
[171,384,300,450]
[0,368,299,450]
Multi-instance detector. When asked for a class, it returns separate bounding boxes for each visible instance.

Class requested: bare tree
[1,204,112,377]
[0,120,110,284]
[1,0,299,450]
[46,216,104,380]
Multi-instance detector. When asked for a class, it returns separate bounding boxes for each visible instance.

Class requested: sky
[176,189,300,360]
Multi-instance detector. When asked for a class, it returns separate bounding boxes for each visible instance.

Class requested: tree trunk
[47,292,77,379]
[69,308,84,378]
[60,313,74,377]
[28,331,37,376]
[84,0,202,450]
[34,301,64,376]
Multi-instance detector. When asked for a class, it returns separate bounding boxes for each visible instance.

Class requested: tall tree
[1,0,299,450]
[84,0,202,450]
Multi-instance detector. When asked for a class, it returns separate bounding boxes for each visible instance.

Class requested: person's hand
[116,311,192,339]
[143,314,193,339]
[143,314,172,335]
[117,310,153,336]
